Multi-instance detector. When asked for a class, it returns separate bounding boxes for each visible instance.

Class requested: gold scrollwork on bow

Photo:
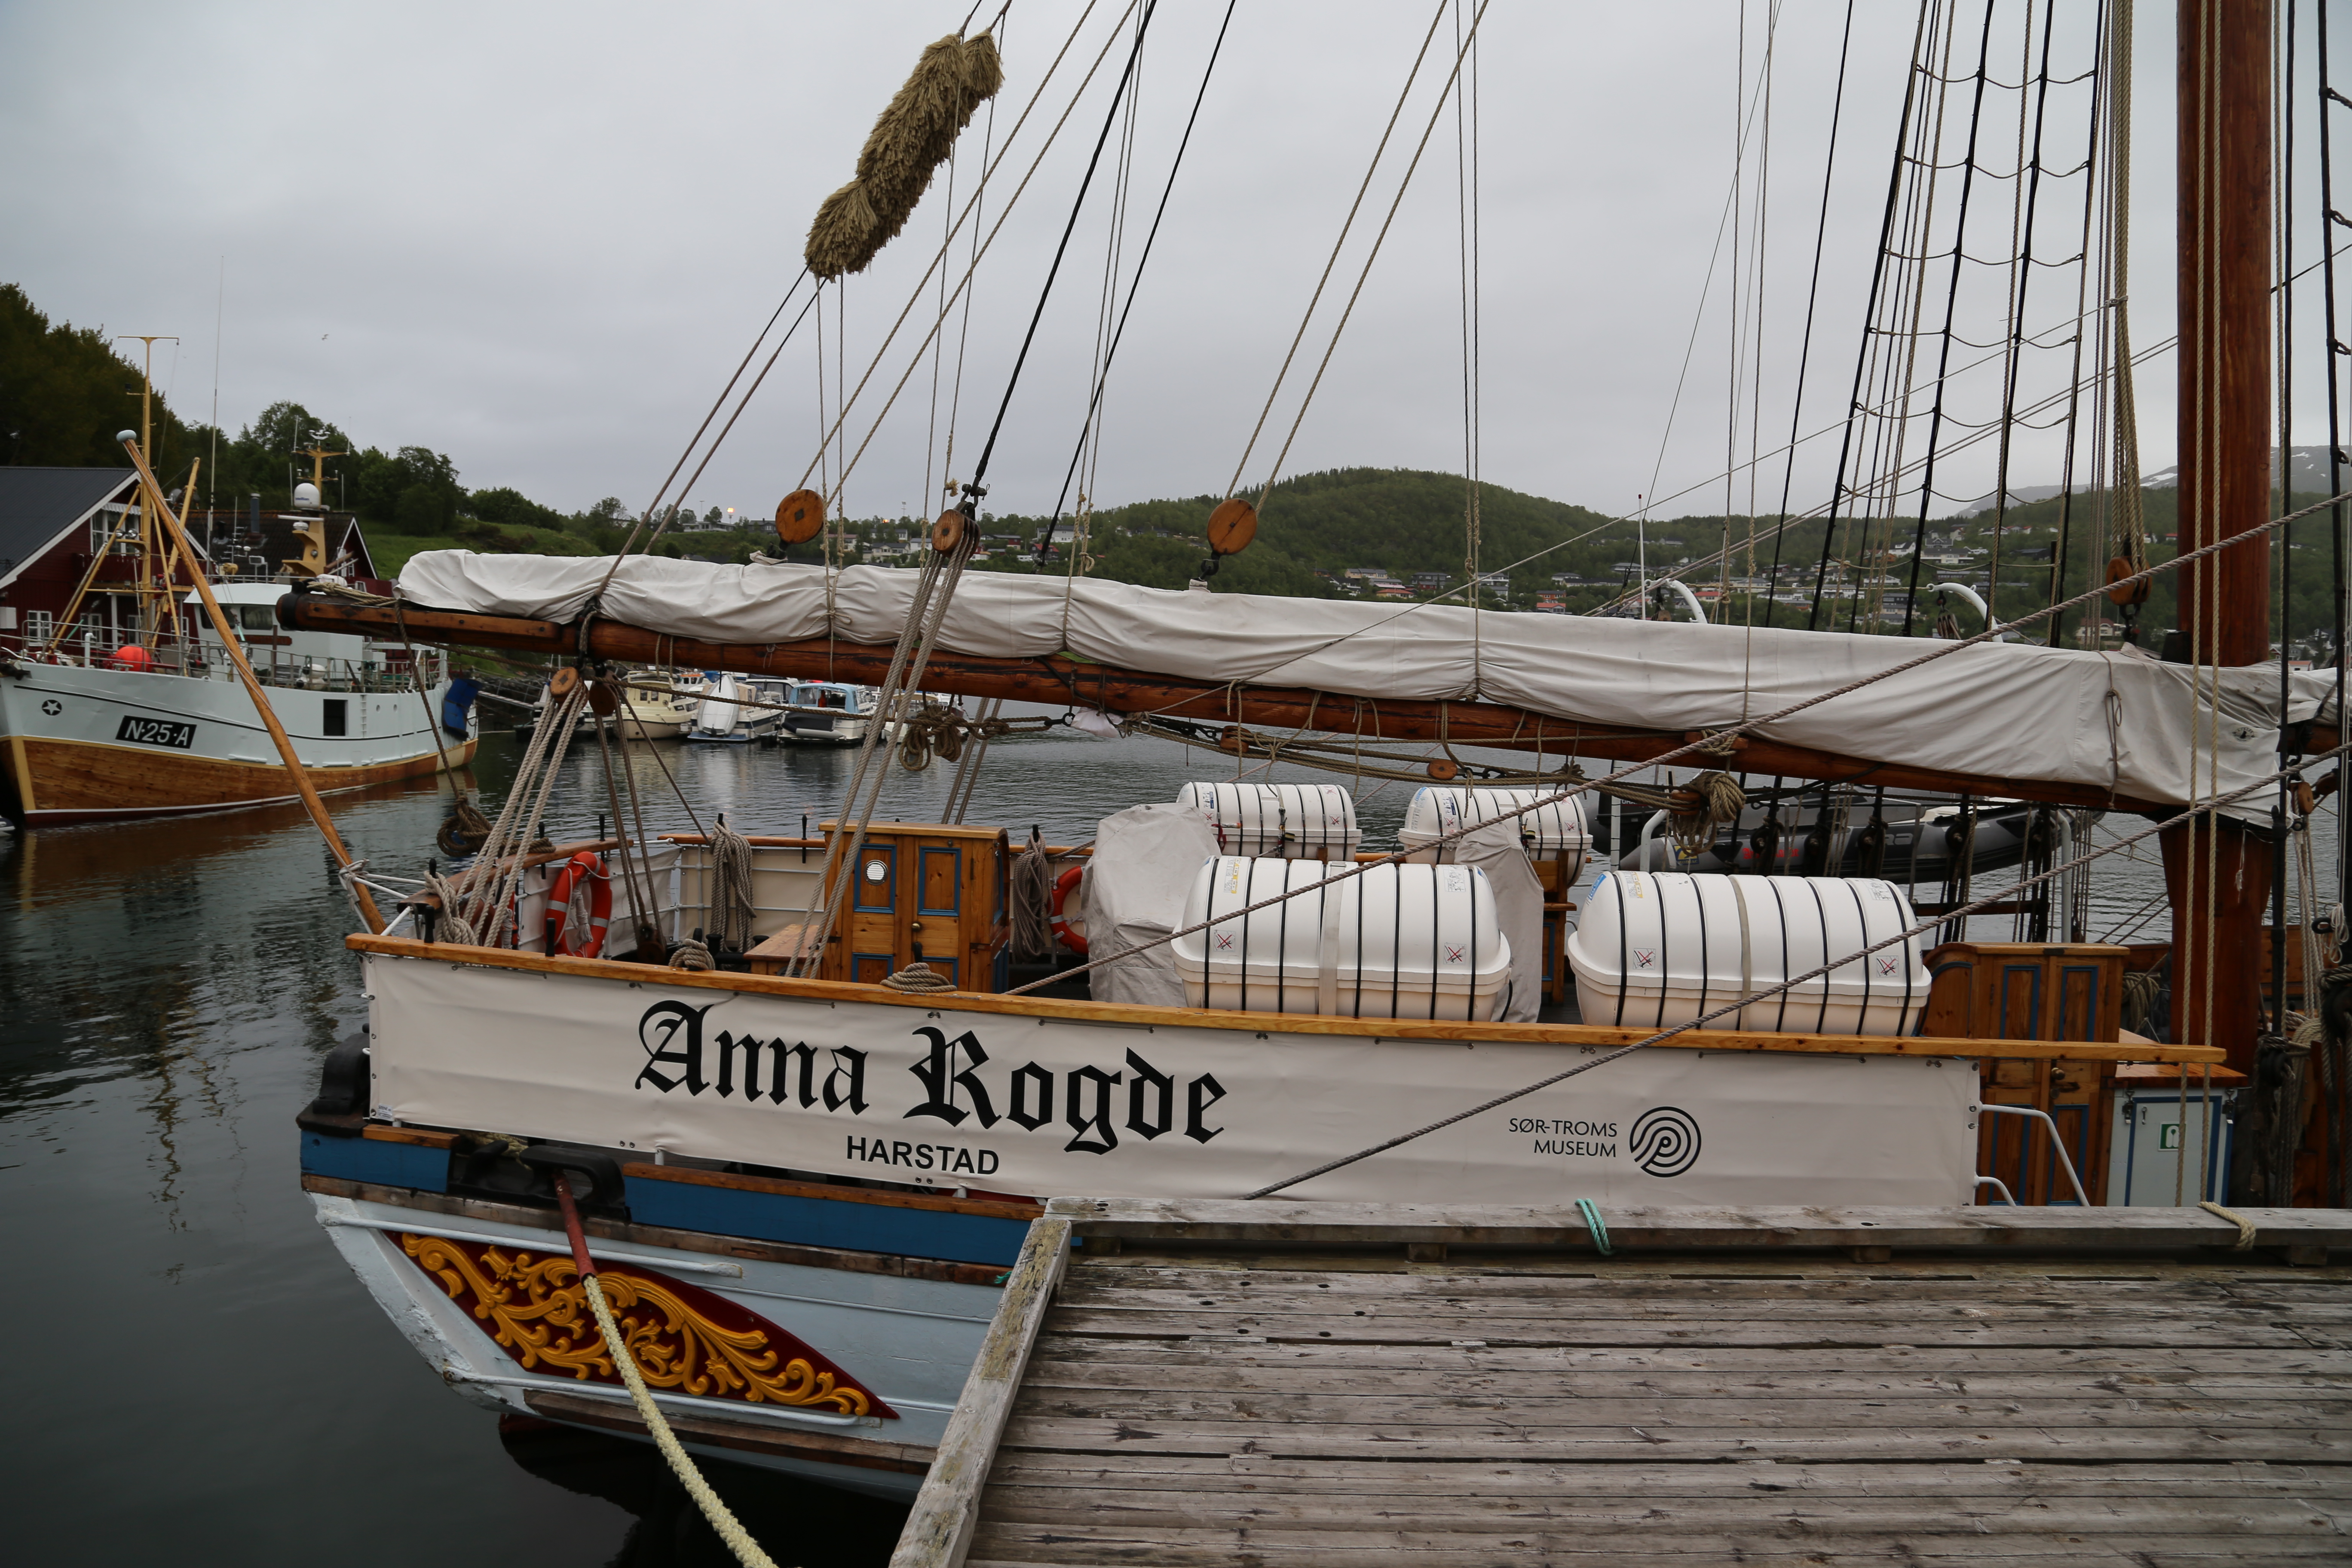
[400,1233,871,1414]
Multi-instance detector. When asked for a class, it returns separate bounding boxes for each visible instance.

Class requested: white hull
[311,1191,977,1499]
[0,657,474,825]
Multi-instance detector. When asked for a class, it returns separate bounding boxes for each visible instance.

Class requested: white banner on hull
[364,956,1978,1207]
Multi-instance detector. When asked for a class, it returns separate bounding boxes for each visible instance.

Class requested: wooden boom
[282,591,2169,812]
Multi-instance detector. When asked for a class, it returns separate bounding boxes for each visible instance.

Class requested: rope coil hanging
[806,32,1006,279]
[705,815,758,956]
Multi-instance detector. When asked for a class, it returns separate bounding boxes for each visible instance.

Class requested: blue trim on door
[855,846,895,911]
[918,845,963,916]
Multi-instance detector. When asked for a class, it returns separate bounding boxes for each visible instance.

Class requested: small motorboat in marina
[775,679,880,746]
[616,673,698,741]
[686,671,781,743]
[518,668,699,744]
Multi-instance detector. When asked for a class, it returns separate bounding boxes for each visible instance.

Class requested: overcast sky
[5,3,2343,531]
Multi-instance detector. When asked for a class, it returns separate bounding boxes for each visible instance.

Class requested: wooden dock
[893,1202,2352,1567]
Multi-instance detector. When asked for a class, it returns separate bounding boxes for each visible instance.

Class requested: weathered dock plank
[890,1204,2352,1568]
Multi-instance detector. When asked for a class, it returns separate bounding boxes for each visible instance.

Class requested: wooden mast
[119,435,386,934]
[2164,0,2274,1078]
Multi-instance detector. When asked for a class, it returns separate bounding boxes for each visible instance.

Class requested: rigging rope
[1809,0,1936,631]
[790,538,978,978]
[965,0,1159,500]
[1033,0,1237,549]
[812,4,1151,513]
[591,271,811,597]
[1222,0,1451,502]
[1243,0,1492,514]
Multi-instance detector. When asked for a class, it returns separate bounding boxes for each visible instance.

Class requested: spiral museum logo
[1628,1106,1702,1177]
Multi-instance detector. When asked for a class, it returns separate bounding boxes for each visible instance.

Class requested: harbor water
[0,709,2319,1561]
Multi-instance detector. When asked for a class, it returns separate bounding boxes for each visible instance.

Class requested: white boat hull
[0,658,475,826]
[310,1190,980,1499]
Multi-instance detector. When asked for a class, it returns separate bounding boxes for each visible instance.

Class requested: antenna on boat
[114,334,178,459]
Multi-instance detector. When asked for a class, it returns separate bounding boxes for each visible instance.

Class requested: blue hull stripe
[301,1132,452,1194]
[624,1173,1029,1267]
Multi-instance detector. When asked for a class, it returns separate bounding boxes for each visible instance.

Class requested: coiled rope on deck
[706,815,758,956]
[1009,828,1057,962]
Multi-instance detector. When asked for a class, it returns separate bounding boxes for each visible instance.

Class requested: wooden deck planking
[979,1452,2351,1497]
[974,1487,2351,1533]
[1034,1309,2344,1348]
[962,1527,2352,1565]
[1021,1338,2346,1376]
[891,1205,2352,1568]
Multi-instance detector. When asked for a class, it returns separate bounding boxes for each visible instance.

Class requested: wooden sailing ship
[253,2,2348,1511]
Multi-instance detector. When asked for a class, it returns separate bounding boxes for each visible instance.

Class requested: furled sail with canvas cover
[396,551,2331,814]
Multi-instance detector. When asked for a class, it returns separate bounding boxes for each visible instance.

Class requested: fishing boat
[264,2,2348,1516]
[0,378,475,827]
[0,583,476,827]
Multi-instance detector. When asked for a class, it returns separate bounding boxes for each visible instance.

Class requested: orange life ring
[1050,864,1088,954]
[545,851,612,958]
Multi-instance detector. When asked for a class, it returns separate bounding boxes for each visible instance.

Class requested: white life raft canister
[1564,871,1928,1036]
[1176,781,1361,860]
[1398,786,1590,879]
[1170,855,1513,1020]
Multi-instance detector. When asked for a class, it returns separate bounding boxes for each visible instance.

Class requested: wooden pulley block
[931,508,966,552]
[1426,757,1461,782]
[548,666,581,700]
[775,488,827,545]
[1217,726,1245,753]
[587,678,620,717]
[2106,555,2151,606]
[2294,778,2318,816]
[1206,497,1257,557]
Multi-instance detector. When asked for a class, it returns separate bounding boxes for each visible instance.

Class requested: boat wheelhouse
[778,680,878,746]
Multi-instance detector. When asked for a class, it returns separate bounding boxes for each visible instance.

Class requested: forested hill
[983,468,1622,600]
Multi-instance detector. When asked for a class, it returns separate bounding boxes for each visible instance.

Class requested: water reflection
[500,1419,910,1568]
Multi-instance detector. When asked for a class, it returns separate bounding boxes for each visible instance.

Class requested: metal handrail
[1974,1102,2091,1206]
[1974,1173,2018,1205]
